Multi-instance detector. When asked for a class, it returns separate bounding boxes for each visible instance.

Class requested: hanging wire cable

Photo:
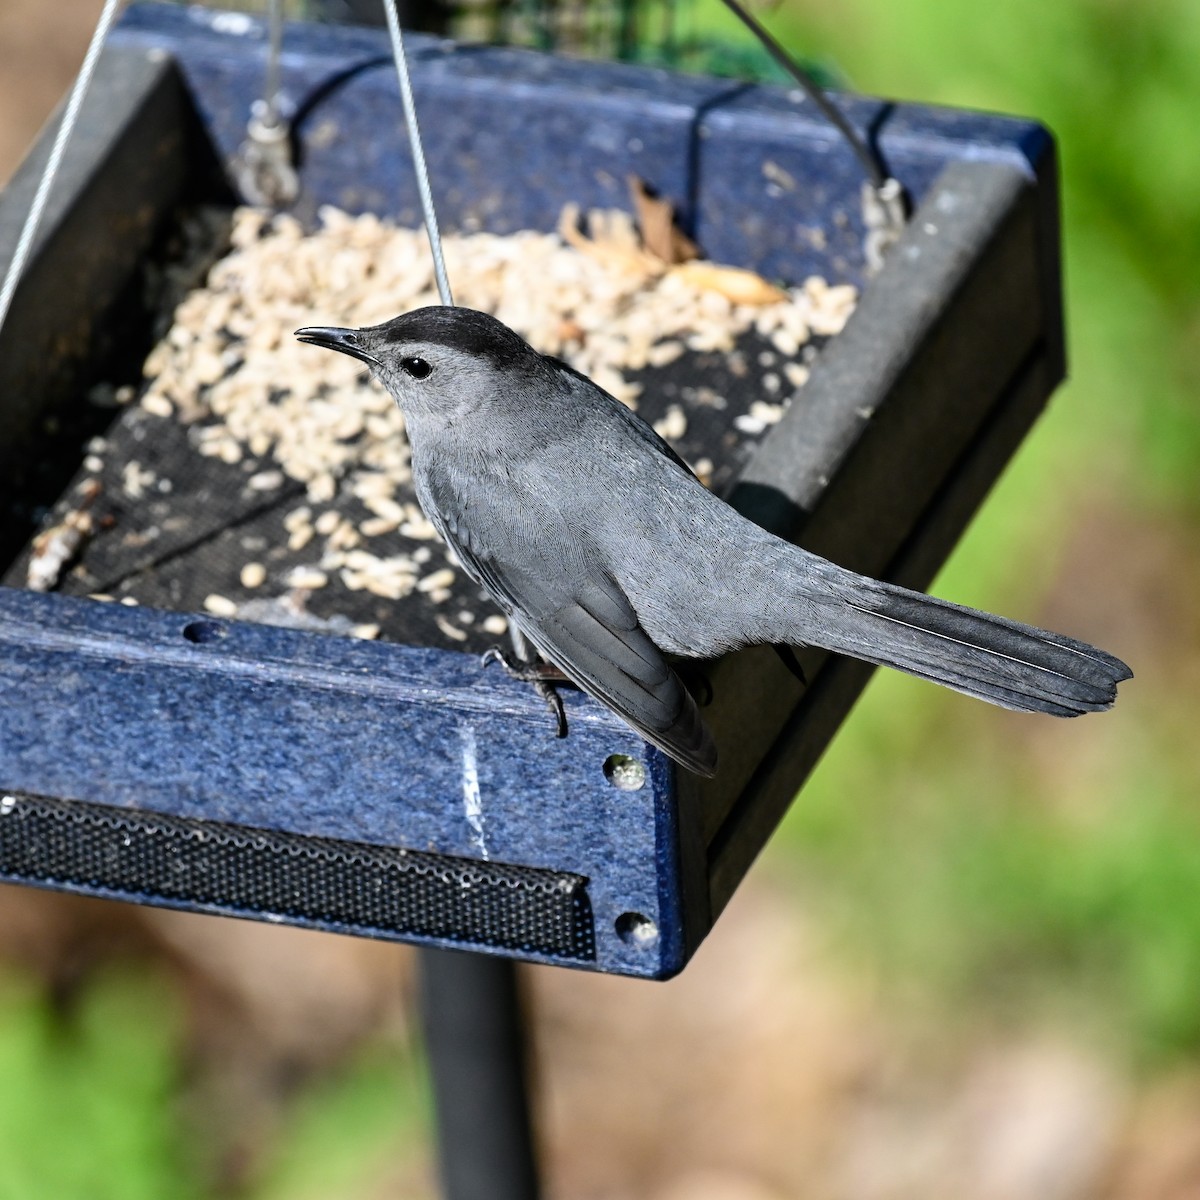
[234,0,299,208]
[263,0,286,131]
[717,0,887,190]
[0,0,124,338]
[717,0,907,266]
[382,0,455,306]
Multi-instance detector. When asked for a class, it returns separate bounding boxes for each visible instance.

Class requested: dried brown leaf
[557,202,663,280]
[668,261,789,306]
[629,176,699,266]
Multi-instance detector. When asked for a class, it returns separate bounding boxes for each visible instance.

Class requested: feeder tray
[0,2,1063,978]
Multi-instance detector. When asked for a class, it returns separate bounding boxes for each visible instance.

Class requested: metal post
[417,948,541,1200]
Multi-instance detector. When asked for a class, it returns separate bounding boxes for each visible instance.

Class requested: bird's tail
[801,569,1132,715]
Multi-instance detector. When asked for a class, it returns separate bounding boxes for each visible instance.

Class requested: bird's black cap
[370,306,534,370]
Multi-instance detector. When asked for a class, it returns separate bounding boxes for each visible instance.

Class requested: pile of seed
[126,205,856,629]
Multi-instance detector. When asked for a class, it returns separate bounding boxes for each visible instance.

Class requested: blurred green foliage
[775,671,1200,1064]
[0,971,194,1200]
[693,0,1200,1065]
[694,0,1200,508]
[248,1042,429,1200]
[0,965,429,1200]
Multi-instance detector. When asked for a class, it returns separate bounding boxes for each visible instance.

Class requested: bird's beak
[294,325,380,367]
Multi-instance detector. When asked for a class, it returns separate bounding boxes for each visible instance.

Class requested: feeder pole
[379,9,538,1198]
[418,949,541,1200]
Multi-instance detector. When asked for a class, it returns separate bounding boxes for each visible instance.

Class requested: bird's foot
[481,646,570,738]
[481,646,570,684]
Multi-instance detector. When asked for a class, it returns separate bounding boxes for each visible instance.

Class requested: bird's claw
[480,645,512,673]
[481,645,569,738]
[536,680,568,739]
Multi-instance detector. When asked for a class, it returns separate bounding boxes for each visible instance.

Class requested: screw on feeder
[0,0,124,340]
[615,911,658,947]
[716,0,908,270]
[603,754,647,791]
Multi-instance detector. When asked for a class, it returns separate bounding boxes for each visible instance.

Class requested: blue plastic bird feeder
[0,2,1064,982]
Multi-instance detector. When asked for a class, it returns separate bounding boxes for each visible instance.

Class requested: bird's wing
[551,356,699,481]
[427,476,716,777]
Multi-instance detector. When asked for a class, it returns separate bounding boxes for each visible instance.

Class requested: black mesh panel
[0,790,595,961]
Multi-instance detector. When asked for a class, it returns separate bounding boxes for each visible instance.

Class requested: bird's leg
[481,646,570,738]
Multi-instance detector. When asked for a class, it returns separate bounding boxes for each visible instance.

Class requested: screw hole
[615,912,658,948]
[182,620,226,645]
[603,754,646,791]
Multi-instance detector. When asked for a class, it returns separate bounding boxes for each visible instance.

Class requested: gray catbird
[296,306,1131,777]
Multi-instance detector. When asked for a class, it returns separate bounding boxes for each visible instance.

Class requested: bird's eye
[400,356,432,379]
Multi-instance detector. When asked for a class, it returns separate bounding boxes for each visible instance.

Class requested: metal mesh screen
[0,790,596,960]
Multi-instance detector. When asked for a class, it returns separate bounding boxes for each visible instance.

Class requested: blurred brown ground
[2,7,1200,1200]
[0,0,109,187]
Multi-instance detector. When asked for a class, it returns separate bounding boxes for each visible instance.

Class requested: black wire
[717,0,887,191]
